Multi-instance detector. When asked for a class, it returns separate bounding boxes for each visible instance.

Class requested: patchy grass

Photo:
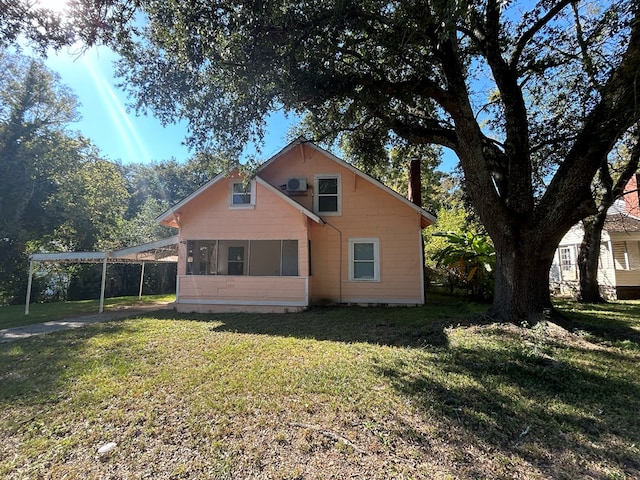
[0,295,175,330]
[554,299,640,349]
[1,296,639,479]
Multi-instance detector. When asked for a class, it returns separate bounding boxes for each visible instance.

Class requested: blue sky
[44,46,299,165]
[33,0,461,170]
[43,45,457,171]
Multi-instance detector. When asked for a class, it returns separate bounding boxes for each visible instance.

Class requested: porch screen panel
[186,240,216,275]
[219,240,249,275]
[281,240,299,276]
[184,240,299,276]
[249,240,281,276]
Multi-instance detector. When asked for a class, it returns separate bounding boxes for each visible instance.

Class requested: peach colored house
[158,139,436,313]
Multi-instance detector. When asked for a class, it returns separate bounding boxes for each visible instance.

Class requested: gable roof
[155,172,225,228]
[155,169,323,228]
[258,138,437,227]
[255,177,323,224]
[157,139,437,229]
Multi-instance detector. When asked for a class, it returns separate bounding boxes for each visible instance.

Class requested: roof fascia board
[255,177,324,224]
[156,173,226,224]
[255,137,305,172]
[259,139,436,225]
[114,235,179,258]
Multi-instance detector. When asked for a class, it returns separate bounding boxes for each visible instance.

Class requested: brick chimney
[624,173,640,217]
[407,159,422,208]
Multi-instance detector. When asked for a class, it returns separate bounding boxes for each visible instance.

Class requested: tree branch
[509,0,574,69]
[536,13,640,231]
[612,134,640,199]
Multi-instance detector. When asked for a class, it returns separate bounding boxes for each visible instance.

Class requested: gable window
[229,180,255,208]
[349,238,380,281]
[314,174,341,215]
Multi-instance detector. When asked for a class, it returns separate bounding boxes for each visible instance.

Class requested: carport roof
[29,236,179,264]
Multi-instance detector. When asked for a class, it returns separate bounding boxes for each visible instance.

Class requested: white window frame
[228,179,255,208]
[559,246,573,272]
[612,241,630,270]
[314,174,341,216]
[348,238,380,282]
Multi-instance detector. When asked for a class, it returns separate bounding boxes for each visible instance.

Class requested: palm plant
[432,231,496,300]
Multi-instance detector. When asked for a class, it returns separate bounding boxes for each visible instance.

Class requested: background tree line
[0,48,223,305]
[8,0,634,325]
[1,46,487,307]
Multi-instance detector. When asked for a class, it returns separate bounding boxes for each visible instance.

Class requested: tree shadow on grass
[151,300,640,477]
[0,319,143,410]
[554,300,640,348]
[152,296,491,349]
[374,338,640,478]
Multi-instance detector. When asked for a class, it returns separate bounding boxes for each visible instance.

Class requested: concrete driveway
[0,304,172,343]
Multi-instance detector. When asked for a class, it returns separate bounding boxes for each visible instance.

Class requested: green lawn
[0,294,175,330]
[1,297,639,479]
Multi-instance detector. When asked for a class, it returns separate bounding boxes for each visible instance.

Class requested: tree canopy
[6,0,640,323]
[0,49,187,304]
[116,1,640,323]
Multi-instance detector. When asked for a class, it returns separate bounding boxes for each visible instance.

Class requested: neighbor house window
[612,242,629,270]
[348,238,380,281]
[616,240,640,270]
[314,174,341,215]
[229,180,255,207]
[185,240,298,276]
[559,247,573,272]
[558,246,578,281]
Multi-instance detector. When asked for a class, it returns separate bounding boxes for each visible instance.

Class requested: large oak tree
[12,0,640,323]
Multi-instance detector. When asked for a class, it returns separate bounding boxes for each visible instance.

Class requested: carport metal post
[138,261,146,299]
[99,255,108,313]
[25,259,34,315]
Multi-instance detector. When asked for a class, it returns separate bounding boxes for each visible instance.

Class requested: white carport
[25,236,178,315]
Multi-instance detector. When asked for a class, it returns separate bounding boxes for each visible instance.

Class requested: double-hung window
[314,174,341,215]
[349,238,380,281]
[559,247,573,272]
[229,180,255,208]
[227,246,245,275]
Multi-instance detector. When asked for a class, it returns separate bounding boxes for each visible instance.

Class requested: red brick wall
[624,173,640,217]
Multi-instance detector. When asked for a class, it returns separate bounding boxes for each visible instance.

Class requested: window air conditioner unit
[286,177,307,192]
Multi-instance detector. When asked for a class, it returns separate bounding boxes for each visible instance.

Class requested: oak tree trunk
[489,231,556,326]
[578,216,607,303]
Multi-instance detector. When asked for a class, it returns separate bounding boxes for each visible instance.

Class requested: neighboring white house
[550,174,640,299]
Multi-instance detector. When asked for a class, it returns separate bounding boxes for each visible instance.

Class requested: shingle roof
[605,200,640,232]
[604,213,640,233]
